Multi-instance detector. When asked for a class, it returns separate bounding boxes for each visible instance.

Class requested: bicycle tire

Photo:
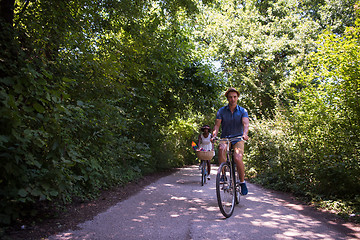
[201,167,205,186]
[234,163,241,204]
[216,162,235,218]
[201,161,206,186]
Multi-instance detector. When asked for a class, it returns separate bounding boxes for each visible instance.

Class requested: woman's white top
[199,133,213,151]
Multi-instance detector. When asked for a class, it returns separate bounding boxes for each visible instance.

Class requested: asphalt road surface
[47,165,360,240]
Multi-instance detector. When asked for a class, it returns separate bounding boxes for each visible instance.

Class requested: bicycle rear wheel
[216,162,235,218]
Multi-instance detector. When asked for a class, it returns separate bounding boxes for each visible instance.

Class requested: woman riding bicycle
[211,88,249,195]
[198,125,214,180]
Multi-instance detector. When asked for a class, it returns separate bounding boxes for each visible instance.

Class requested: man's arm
[242,117,249,140]
[211,118,222,141]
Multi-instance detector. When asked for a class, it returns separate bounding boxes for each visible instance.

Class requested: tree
[191,0,358,119]
[290,3,360,196]
[245,2,360,212]
[0,0,222,225]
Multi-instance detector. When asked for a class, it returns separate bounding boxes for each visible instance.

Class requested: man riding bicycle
[211,87,249,195]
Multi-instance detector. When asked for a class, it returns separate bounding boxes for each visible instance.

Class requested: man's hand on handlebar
[242,134,249,141]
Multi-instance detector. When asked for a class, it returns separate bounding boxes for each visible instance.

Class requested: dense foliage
[192,0,360,218]
[0,0,222,226]
[1,0,359,227]
[256,3,360,218]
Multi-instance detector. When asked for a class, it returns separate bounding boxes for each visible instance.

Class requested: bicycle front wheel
[216,162,235,218]
[201,161,206,186]
[234,164,241,204]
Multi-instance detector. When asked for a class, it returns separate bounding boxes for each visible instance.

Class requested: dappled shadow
[192,182,360,240]
[49,165,359,240]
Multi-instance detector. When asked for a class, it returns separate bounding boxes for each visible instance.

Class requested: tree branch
[14,0,31,27]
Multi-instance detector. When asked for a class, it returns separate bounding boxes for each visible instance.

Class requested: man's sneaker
[207,175,210,180]
[240,182,248,195]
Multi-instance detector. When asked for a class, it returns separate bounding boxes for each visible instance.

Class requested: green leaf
[30,189,42,197]
[0,77,14,86]
[18,189,28,197]
[49,190,58,196]
[7,94,17,108]
[32,160,42,168]
[14,84,23,94]
[52,141,59,150]
[0,135,9,143]
[33,102,45,113]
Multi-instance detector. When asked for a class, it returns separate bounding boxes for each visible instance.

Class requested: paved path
[47,165,360,240]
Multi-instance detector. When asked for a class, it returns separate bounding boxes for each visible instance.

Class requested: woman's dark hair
[201,125,211,132]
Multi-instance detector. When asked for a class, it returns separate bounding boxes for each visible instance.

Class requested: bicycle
[199,160,208,186]
[196,150,214,186]
[214,136,243,218]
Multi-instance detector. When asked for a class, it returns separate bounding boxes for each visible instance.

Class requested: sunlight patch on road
[54,232,73,240]
[262,209,322,226]
[153,202,166,206]
[201,206,218,212]
[193,198,205,203]
[193,189,204,193]
[261,210,288,219]
[176,179,186,184]
[251,219,279,228]
[285,203,304,210]
[171,196,187,200]
[246,196,279,205]
[277,229,332,239]
[164,184,174,187]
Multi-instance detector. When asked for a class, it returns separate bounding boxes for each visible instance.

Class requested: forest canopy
[1,0,359,226]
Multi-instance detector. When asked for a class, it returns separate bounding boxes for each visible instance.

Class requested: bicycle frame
[221,139,237,189]
[219,136,242,178]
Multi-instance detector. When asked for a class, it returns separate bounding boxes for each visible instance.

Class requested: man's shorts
[219,140,244,155]
[232,140,244,155]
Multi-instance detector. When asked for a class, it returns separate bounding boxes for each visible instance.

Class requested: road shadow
[48,165,359,240]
